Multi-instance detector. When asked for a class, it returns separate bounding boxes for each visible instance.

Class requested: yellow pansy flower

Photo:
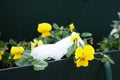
[71,32,80,43]
[75,45,95,67]
[31,39,43,50]
[10,46,24,59]
[37,23,52,38]
[69,23,75,32]
[0,50,4,60]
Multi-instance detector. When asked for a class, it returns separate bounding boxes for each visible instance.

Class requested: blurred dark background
[0,0,120,44]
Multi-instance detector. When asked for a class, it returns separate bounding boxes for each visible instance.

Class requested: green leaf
[22,50,31,58]
[83,39,88,45]
[81,32,92,37]
[0,41,5,48]
[2,52,11,63]
[66,43,77,58]
[56,36,61,41]
[9,39,17,45]
[43,37,51,44]
[53,23,59,30]
[32,59,48,71]
[102,54,115,64]
[15,50,32,67]
[118,12,120,18]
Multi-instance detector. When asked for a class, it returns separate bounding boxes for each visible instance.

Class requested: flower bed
[0,22,100,70]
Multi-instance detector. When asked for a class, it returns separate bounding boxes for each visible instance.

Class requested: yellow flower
[71,32,80,43]
[75,45,95,67]
[37,23,52,38]
[60,26,64,30]
[31,39,43,50]
[0,50,4,60]
[10,46,24,59]
[69,23,75,32]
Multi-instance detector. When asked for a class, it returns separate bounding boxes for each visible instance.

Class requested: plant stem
[104,62,112,80]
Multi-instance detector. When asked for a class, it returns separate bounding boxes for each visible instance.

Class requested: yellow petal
[60,26,64,30]
[31,46,34,50]
[31,39,43,50]
[11,46,17,54]
[83,45,95,60]
[33,39,38,44]
[69,23,75,32]
[71,33,80,43]
[38,23,52,33]
[86,54,94,60]
[84,45,95,54]
[13,54,22,59]
[0,50,4,55]
[75,47,83,59]
[38,40,43,46]
[76,58,89,67]
[0,56,2,60]
[18,47,24,53]
[42,32,51,38]
[11,46,24,55]
[80,59,89,67]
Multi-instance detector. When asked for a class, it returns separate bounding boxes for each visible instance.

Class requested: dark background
[0,0,120,44]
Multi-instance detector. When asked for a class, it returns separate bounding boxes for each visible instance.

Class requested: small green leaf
[53,23,59,30]
[23,50,31,58]
[0,41,5,47]
[32,59,48,71]
[15,50,32,67]
[2,52,11,63]
[118,12,120,18]
[66,43,77,58]
[43,37,49,44]
[9,39,17,45]
[102,54,115,64]
[81,32,92,37]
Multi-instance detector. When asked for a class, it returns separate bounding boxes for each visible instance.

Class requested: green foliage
[98,12,120,52]
[15,50,48,71]
[66,43,77,58]
[9,39,17,45]
[110,12,120,28]
[0,23,73,70]
[15,50,32,67]
[96,12,120,66]
[53,23,59,30]
[0,40,5,48]
[81,32,92,37]
[1,22,103,71]
[32,59,48,71]
[98,36,120,52]
[102,54,115,64]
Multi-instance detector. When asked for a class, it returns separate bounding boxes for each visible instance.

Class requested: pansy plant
[0,22,111,71]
